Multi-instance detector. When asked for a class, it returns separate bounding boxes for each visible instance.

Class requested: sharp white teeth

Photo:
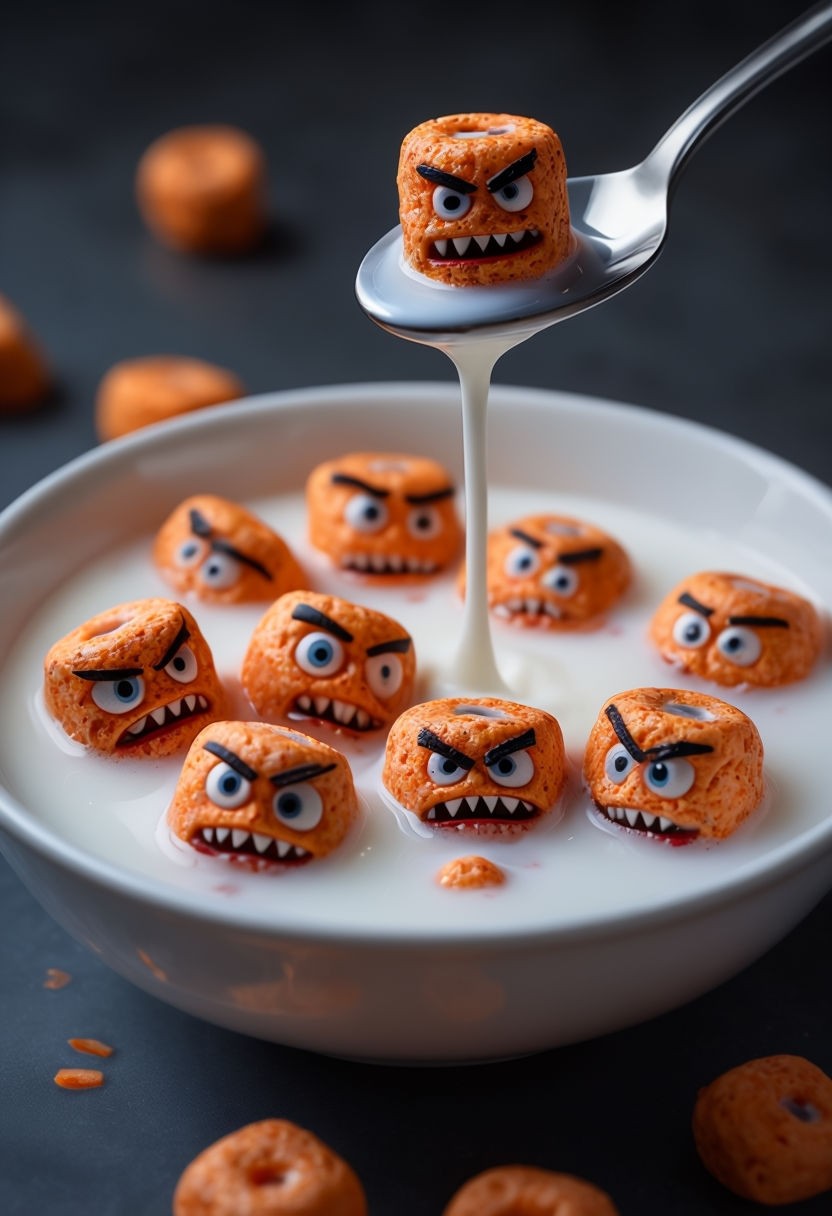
[493,604,511,619]
[510,230,525,243]
[297,695,312,711]
[170,698,183,718]
[452,236,471,255]
[253,833,272,854]
[215,827,229,844]
[197,696,207,710]
[427,808,436,820]
[641,811,657,828]
[127,717,147,736]
[232,829,249,849]
[483,796,499,813]
[473,235,490,252]
[387,555,404,572]
[356,709,370,729]
[530,228,540,238]
[445,798,462,818]
[494,233,508,247]
[522,802,532,814]
[543,601,562,618]
[504,798,520,814]
[185,695,196,712]
[525,598,542,615]
[406,558,422,572]
[626,809,640,826]
[371,554,388,571]
[506,596,524,612]
[434,239,448,256]
[202,827,214,843]
[314,696,330,715]
[659,816,674,831]
[277,840,292,858]
[151,707,167,726]
[333,700,352,724]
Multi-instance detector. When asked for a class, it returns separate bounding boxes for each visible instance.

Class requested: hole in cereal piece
[781,1097,822,1123]
[662,700,716,722]
[454,124,515,138]
[249,1165,290,1187]
[453,704,507,719]
[544,519,583,537]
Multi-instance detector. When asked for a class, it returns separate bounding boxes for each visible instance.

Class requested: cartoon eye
[716,626,762,667]
[604,744,637,784]
[273,783,323,831]
[486,748,535,788]
[643,758,696,798]
[175,538,207,569]
[90,675,145,714]
[504,545,540,578]
[672,612,711,648]
[432,186,472,220]
[343,494,388,534]
[365,653,404,699]
[492,175,534,212]
[426,752,467,785]
[199,551,242,590]
[295,632,345,677]
[541,564,579,597]
[164,644,199,684]
[205,762,251,809]
[407,505,443,539]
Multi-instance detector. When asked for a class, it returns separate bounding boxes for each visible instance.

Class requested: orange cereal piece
[172,1118,367,1216]
[95,355,244,442]
[693,1055,832,1205]
[443,1165,619,1215]
[583,687,764,843]
[437,855,506,890]
[398,113,572,286]
[43,968,72,990]
[68,1037,114,1058]
[0,293,51,410]
[53,1068,105,1090]
[43,597,227,758]
[136,124,268,255]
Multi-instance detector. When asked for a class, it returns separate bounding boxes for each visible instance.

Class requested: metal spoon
[356,4,832,352]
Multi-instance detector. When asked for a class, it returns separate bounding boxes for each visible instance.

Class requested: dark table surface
[2,2,831,1212]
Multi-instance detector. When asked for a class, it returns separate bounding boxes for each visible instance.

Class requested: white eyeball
[492,175,534,212]
[604,744,637,784]
[365,653,404,699]
[199,551,242,590]
[716,626,762,667]
[672,611,711,649]
[541,564,579,598]
[642,758,696,798]
[432,186,472,220]
[426,752,466,785]
[294,632,345,678]
[90,675,145,714]
[273,783,324,831]
[486,748,535,788]
[407,504,443,540]
[504,545,540,578]
[343,494,388,534]
[205,762,251,809]
[175,538,207,569]
[164,644,199,684]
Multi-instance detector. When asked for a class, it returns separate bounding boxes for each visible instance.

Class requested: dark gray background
[1,2,830,1212]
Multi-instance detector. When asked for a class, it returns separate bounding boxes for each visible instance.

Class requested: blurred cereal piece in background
[136,125,268,255]
[0,294,51,411]
[95,354,244,441]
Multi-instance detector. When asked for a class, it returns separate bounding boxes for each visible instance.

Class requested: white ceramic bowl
[1,382,830,1063]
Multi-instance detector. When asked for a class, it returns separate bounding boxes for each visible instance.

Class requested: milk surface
[1,472,827,940]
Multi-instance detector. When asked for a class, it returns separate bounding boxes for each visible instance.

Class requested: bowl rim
[1,379,831,949]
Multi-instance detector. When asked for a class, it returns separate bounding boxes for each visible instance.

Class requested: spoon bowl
[356,4,832,350]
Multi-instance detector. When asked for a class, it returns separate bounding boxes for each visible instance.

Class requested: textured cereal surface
[437,855,507,889]
[443,1164,620,1215]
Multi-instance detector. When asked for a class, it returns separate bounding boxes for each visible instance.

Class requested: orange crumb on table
[437,855,507,890]
[0,293,51,410]
[54,1068,105,1090]
[43,968,72,990]
[95,354,245,442]
[69,1037,114,1058]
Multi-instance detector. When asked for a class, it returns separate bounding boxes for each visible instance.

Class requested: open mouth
[596,804,699,845]
[492,597,564,623]
[429,229,541,263]
[192,826,310,865]
[118,694,210,746]
[340,553,439,575]
[425,794,538,827]
[293,694,379,731]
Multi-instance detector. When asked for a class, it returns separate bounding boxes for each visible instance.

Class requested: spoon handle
[645,2,832,188]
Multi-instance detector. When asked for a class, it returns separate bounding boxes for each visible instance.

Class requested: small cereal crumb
[0,293,51,410]
[437,855,507,890]
[43,968,72,990]
[54,1068,105,1090]
[69,1038,114,1058]
[94,355,244,442]
[443,1165,619,1215]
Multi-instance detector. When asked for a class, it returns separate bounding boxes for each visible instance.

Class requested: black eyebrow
[728,614,790,629]
[484,727,536,768]
[153,618,191,670]
[209,538,273,581]
[270,761,337,788]
[365,636,412,657]
[331,473,390,498]
[203,740,258,782]
[72,667,143,681]
[189,508,213,538]
[416,163,477,193]
[559,547,603,566]
[510,527,543,549]
[404,486,456,505]
[417,727,474,771]
[291,603,353,643]
[678,592,714,617]
[487,148,537,194]
[605,703,713,763]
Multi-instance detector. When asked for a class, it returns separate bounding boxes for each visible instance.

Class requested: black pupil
[685,623,702,642]
[312,644,331,664]
[221,773,240,795]
[502,183,518,199]
[614,755,629,772]
[363,504,381,522]
[725,634,742,651]
[444,194,462,211]
[440,758,457,775]
[414,514,431,531]
[518,554,533,571]
[380,664,391,682]
[279,792,301,817]
[652,763,668,782]
[117,679,136,699]
[555,575,570,590]
[172,654,187,671]
[496,758,514,775]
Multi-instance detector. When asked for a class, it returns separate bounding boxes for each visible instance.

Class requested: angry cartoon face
[649,571,824,688]
[167,720,359,867]
[43,598,226,757]
[241,590,416,732]
[382,697,566,836]
[466,513,630,628]
[306,451,462,578]
[153,494,306,605]
[583,687,764,843]
[397,112,572,286]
